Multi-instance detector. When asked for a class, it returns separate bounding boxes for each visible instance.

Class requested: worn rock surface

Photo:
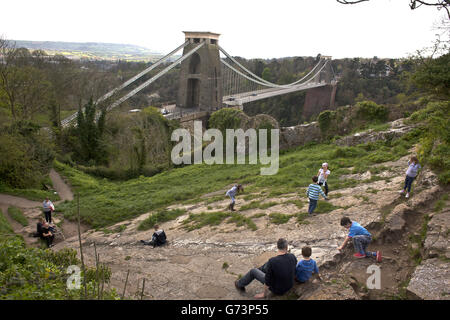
[335,118,416,147]
[52,154,443,300]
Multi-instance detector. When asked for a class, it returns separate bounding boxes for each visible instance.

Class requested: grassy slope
[54,128,420,229]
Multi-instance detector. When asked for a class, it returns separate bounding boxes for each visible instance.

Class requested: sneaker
[406,193,410,198]
[399,190,405,194]
[353,253,366,258]
[235,280,245,292]
[376,251,382,263]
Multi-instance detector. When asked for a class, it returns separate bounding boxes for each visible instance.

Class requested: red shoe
[376,251,382,262]
[354,253,366,258]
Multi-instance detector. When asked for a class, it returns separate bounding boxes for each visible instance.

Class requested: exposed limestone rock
[409,186,442,208]
[279,122,321,150]
[334,118,415,147]
[424,207,450,259]
[407,258,450,300]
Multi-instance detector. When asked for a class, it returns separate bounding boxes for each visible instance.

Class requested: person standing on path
[306,176,328,215]
[317,162,331,196]
[42,197,55,223]
[399,156,421,198]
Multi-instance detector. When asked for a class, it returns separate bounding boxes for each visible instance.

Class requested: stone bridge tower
[177,31,223,111]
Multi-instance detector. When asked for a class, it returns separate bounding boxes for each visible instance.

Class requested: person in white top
[42,197,55,223]
[317,163,330,196]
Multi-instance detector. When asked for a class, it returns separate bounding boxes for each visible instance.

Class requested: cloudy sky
[1,0,445,59]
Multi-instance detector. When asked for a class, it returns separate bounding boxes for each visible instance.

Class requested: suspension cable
[219,45,324,88]
[61,41,190,126]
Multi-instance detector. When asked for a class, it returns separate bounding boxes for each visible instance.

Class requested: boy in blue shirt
[338,216,382,262]
[295,246,320,283]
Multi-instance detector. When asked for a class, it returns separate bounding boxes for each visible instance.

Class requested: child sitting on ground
[295,246,320,283]
[306,176,328,214]
[338,216,382,262]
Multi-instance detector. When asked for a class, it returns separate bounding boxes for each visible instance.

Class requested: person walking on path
[226,184,244,211]
[317,162,331,196]
[42,197,55,223]
[338,216,382,262]
[399,156,421,198]
[306,176,328,215]
[234,238,297,299]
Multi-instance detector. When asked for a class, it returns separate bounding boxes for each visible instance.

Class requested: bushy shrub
[355,100,389,122]
[209,108,243,132]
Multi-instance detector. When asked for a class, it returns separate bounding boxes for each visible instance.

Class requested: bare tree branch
[336,0,369,4]
[336,0,450,19]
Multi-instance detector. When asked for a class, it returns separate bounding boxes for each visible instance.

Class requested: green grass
[227,213,257,231]
[53,130,417,229]
[313,201,341,214]
[0,209,16,239]
[268,213,292,224]
[7,206,29,227]
[182,211,231,231]
[137,208,187,231]
[0,182,61,202]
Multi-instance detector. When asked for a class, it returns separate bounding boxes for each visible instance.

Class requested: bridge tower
[177,31,223,111]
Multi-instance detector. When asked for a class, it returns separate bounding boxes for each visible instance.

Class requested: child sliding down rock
[338,216,382,262]
[226,184,244,211]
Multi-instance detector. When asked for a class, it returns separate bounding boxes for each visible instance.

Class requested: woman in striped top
[306,176,328,214]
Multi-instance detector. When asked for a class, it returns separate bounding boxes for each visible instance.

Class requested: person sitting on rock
[295,246,320,283]
[338,216,382,262]
[225,184,244,211]
[40,220,55,248]
[234,238,297,299]
[140,225,167,247]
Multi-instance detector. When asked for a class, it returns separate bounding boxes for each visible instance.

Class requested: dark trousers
[308,199,318,214]
[44,211,52,223]
[403,175,415,192]
[318,181,328,196]
[41,234,54,247]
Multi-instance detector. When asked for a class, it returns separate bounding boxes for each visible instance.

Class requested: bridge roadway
[223,81,328,106]
[162,81,329,121]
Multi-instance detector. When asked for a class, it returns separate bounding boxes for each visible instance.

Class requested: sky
[1,0,446,59]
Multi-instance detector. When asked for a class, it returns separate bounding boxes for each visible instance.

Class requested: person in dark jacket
[39,219,55,248]
[140,225,167,247]
[234,238,297,298]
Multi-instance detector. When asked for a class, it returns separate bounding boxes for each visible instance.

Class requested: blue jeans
[352,235,375,256]
[237,268,266,288]
[308,199,317,214]
[403,175,415,193]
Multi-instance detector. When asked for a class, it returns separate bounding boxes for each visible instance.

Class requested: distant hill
[12,40,165,62]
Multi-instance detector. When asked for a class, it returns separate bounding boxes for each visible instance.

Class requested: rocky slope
[51,153,448,300]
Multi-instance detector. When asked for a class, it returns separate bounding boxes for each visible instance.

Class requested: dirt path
[0,168,85,247]
[50,168,74,202]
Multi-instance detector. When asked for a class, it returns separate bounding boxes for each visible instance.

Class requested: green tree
[75,98,107,165]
